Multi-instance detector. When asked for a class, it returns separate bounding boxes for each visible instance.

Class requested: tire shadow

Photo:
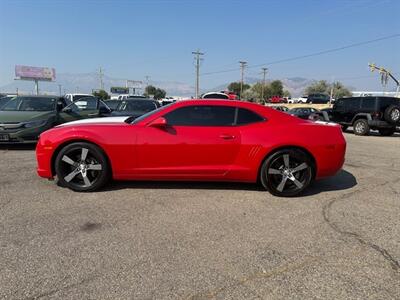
[98,169,357,197]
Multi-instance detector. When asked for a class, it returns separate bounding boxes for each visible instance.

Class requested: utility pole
[239,61,247,99]
[261,67,268,102]
[192,49,204,98]
[99,67,104,90]
[58,84,62,96]
[145,75,150,88]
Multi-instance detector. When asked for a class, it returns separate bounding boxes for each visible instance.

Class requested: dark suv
[307,93,330,104]
[330,96,400,136]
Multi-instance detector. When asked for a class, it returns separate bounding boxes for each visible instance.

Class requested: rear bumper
[315,136,346,179]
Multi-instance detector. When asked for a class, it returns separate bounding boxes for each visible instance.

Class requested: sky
[0,0,399,91]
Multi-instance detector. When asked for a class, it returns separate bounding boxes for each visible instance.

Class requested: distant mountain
[0,72,195,97]
[206,77,317,97]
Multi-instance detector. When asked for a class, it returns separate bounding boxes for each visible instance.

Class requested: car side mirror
[148,117,167,128]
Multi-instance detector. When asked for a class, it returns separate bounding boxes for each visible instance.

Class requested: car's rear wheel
[55,142,110,192]
[353,119,369,136]
[378,127,396,136]
[384,105,400,124]
[260,149,314,197]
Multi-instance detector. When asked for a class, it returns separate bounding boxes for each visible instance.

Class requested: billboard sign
[15,65,56,81]
[110,87,129,94]
[126,80,143,89]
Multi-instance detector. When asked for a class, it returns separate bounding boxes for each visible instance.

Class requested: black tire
[353,119,370,136]
[378,127,396,136]
[260,149,314,197]
[55,142,110,192]
[384,105,400,124]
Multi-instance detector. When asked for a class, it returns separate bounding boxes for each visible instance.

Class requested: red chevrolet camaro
[36,100,346,196]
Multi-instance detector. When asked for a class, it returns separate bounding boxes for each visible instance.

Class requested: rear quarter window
[236,108,264,125]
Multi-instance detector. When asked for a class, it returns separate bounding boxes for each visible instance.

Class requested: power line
[201,34,400,76]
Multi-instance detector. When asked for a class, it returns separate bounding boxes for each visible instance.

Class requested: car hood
[0,111,54,123]
[57,116,130,127]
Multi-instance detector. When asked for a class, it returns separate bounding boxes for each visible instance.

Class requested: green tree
[92,89,109,100]
[144,85,167,100]
[144,85,157,96]
[283,90,291,98]
[153,88,166,100]
[227,82,250,96]
[269,80,284,97]
[331,81,352,99]
[305,80,351,99]
[305,80,330,95]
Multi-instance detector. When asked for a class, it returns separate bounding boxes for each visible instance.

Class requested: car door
[134,105,241,178]
[58,97,105,123]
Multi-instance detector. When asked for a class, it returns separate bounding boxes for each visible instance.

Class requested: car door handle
[220,134,235,140]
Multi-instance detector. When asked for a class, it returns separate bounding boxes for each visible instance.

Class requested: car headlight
[23,120,47,128]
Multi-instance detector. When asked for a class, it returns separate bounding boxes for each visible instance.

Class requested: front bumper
[36,137,54,178]
[0,126,49,144]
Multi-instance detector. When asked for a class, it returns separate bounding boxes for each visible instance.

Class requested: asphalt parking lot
[0,132,399,300]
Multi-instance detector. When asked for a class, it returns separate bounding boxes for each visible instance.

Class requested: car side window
[164,105,235,126]
[236,108,264,125]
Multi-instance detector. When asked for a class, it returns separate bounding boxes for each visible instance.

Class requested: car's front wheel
[55,142,110,192]
[260,149,314,197]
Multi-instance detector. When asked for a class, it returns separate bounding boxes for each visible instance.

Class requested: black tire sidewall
[55,142,109,192]
[384,105,400,124]
[260,149,313,197]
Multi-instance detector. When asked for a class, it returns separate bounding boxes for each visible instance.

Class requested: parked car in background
[271,105,289,112]
[329,96,400,136]
[64,93,92,102]
[307,93,330,104]
[269,96,287,103]
[111,98,160,118]
[0,95,111,143]
[288,107,320,120]
[36,100,346,197]
[297,96,308,103]
[202,92,230,99]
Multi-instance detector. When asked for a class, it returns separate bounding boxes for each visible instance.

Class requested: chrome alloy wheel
[264,151,313,196]
[59,147,103,188]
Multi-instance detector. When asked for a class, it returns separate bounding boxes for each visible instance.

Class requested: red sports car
[36,100,346,196]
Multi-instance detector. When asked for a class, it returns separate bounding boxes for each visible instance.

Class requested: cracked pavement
[0,132,399,299]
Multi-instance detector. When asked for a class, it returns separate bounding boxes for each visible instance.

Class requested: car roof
[16,95,62,98]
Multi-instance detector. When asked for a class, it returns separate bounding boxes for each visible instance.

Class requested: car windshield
[130,103,172,124]
[0,97,57,111]
[116,100,157,113]
[0,96,15,108]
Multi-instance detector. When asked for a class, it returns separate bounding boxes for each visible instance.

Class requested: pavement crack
[186,256,319,300]
[322,181,400,272]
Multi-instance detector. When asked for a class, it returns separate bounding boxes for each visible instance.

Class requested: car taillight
[372,112,381,119]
